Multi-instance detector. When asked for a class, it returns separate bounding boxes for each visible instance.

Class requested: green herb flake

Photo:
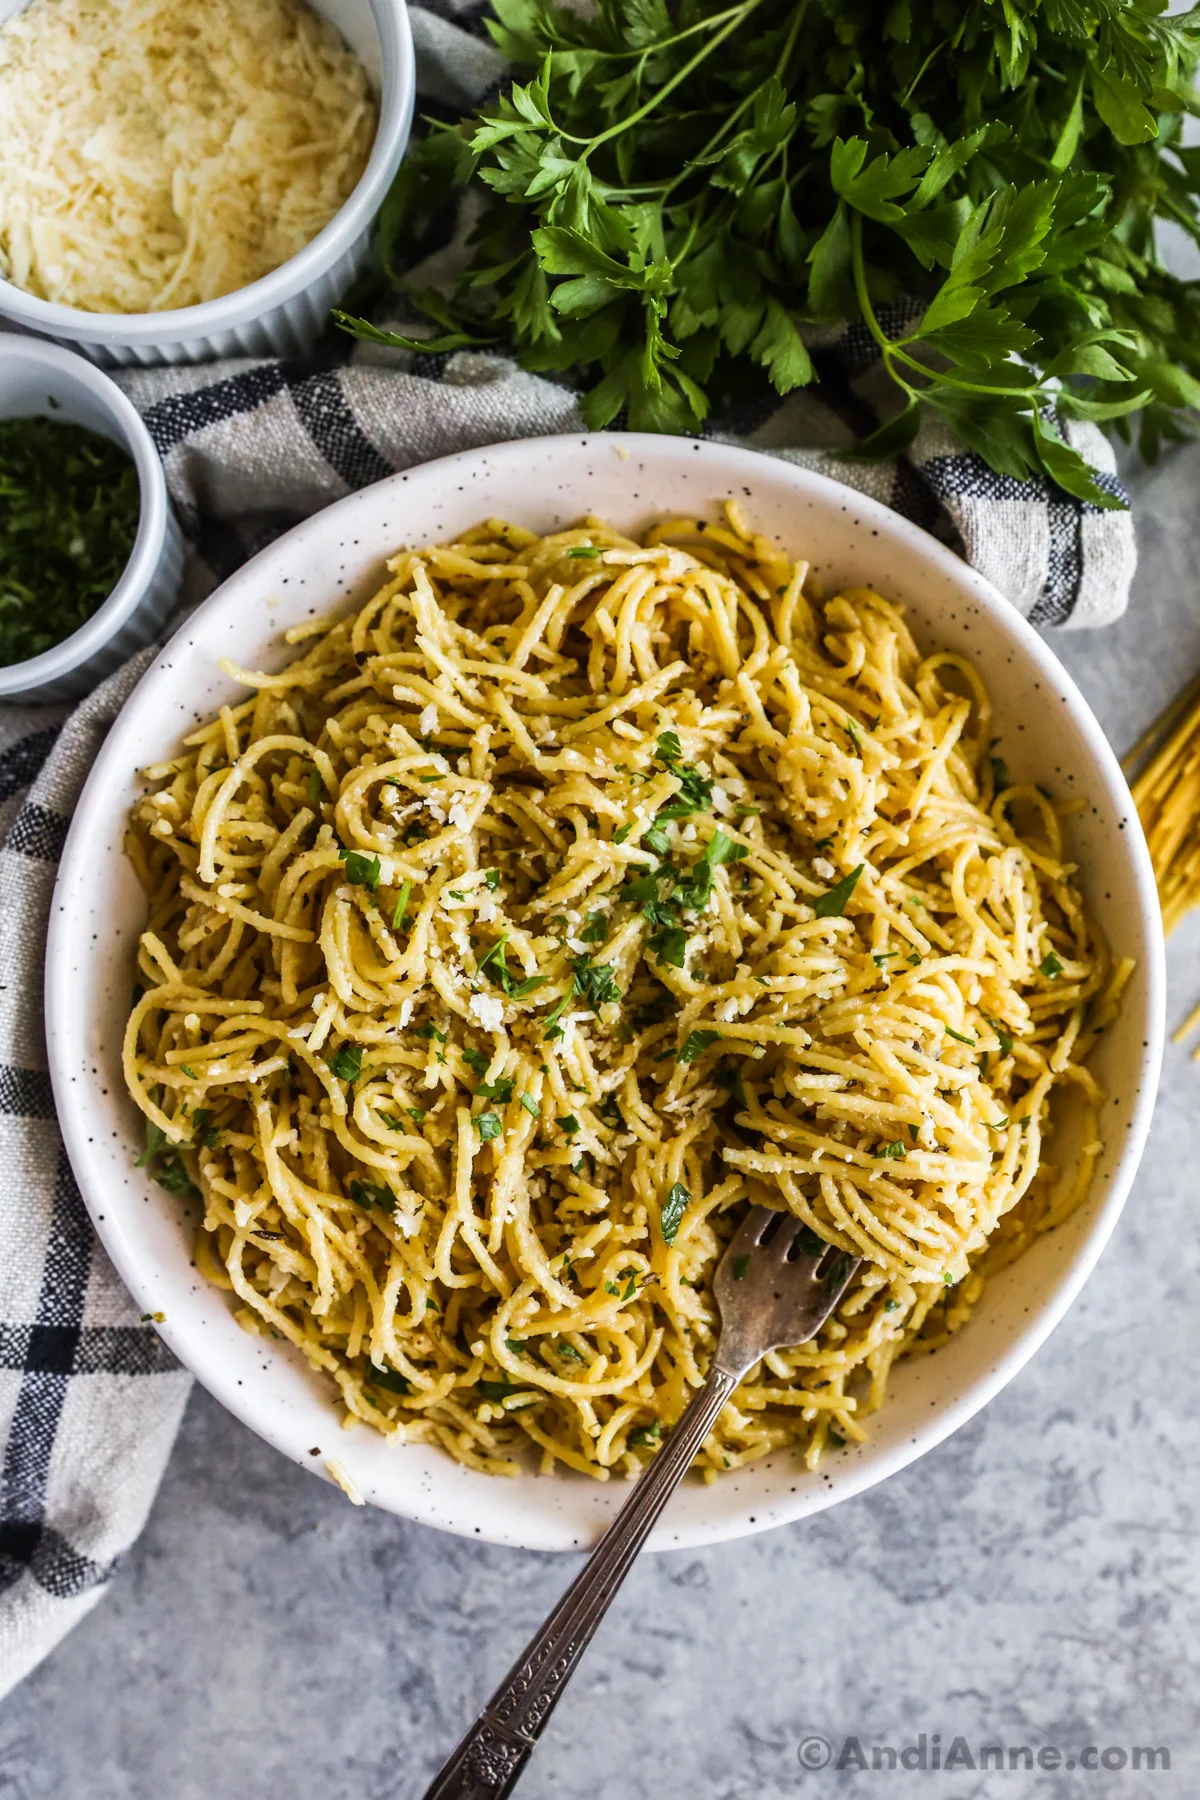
[716,1062,747,1107]
[660,1181,691,1245]
[307,766,322,805]
[329,1044,363,1083]
[945,1027,976,1047]
[180,1063,197,1079]
[350,1176,396,1214]
[873,1140,907,1160]
[368,1367,411,1396]
[732,1254,750,1281]
[1040,950,1065,979]
[0,418,142,663]
[567,545,602,559]
[338,846,382,891]
[557,1114,580,1136]
[392,880,412,934]
[643,824,671,857]
[484,868,500,890]
[884,1299,901,1313]
[462,1047,490,1077]
[677,1028,721,1064]
[519,1092,541,1118]
[475,1076,516,1103]
[813,864,865,919]
[580,910,607,945]
[570,953,621,1011]
[613,822,632,844]
[475,1111,503,1141]
[415,1022,447,1043]
[557,1341,585,1361]
[629,1422,661,1447]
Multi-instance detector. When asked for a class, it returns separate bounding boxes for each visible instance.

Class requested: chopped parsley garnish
[732,1254,750,1281]
[338,846,382,891]
[990,1117,1010,1130]
[557,1342,584,1361]
[416,1022,447,1043]
[479,1378,519,1402]
[677,1028,721,1064]
[542,993,570,1040]
[716,1062,747,1107]
[570,953,621,1011]
[505,1338,526,1354]
[906,953,922,967]
[483,868,500,890]
[674,829,748,910]
[813,863,865,919]
[329,1044,363,1083]
[307,766,322,805]
[605,1269,638,1300]
[884,1299,901,1313]
[643,823,671,856]
[813,836,834,852]
[598,1094,624,1130]
[519,1093,541,1118]
[733,803,759,816]
[660,1181,691,1244]
[478,932,547,999]
[873,1140,907,1159]
[391,880,412,933]
[350,1177,396,1213]
[368,1367,411,1395]
[986,1017,1014,1056]
[828,1430,847,1449]
[845,720,861,755]
[476,1077,515,1103]
[180,1063,197,1079]
[907,1123,919,1142]
[945,1027,976,1046]
[1040,950,1064,978]
[580,910,607,944]
[475,1111,503,1141]
[462,1047,490,1077]
[647,923,689,968]
[613,822,632,844]
[567,544,602,559]
[629,1421,661,1447]
[872,952,897,967]
[557,1114,580,1136]
[155,1154,199,1198]
[192,1109,219,1149]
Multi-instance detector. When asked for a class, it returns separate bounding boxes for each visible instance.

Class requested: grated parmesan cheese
[0,0,377,313]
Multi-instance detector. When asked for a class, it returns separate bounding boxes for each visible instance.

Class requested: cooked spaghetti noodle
[123,506,1127,1481]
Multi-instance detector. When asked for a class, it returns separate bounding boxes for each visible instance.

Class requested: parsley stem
[582,0,767,155]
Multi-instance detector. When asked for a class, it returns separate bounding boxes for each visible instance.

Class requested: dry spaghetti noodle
[123,506,1127,1482]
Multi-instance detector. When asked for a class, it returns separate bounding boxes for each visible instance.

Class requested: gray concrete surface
[3,447,1200,1799]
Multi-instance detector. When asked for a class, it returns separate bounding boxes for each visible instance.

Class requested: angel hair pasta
[123,505,1128,1482]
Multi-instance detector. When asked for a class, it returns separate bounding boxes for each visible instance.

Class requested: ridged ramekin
[0,0,415,367]
[0,334,184,701]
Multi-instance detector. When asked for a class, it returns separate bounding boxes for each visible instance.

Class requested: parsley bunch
[340,0,1200,500]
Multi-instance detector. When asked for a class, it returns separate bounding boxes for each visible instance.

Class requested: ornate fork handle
[420,1361,742,1800]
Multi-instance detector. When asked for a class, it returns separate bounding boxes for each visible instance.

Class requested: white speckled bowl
[45,435,1165,1552]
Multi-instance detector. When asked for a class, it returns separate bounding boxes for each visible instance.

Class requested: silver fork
[420,1207,862,1799]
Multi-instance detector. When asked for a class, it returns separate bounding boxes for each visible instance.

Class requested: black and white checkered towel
[0,0,1140,1700]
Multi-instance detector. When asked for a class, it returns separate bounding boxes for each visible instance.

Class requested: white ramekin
[0,0,415,367]
[0,334,185,701]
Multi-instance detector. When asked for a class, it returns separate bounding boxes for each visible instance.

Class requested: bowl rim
[0,334,170,693]
[0,0,415,346]
[44,432,1166,1550]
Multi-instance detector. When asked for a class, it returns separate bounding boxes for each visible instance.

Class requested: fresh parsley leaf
[647,924,689,968]
[180,1063,197,1080]
[643,824,671,857]
[484,868,500,890]
[307,766,322,805]
[660,1181,691,1244]
[1040,950,1064,978]
[462,1047,490,1077]
[557,1114,580,1135]
[476,1077,516,1103]
[478,932,547,999]
[872,1140,907,1159]
[519,1092,541,1117]
[136,1120,168,1168]
[475,1111,503,1141]
[580,910,607,944]
[945,1028,976,1046]
[986,1016,1014,1056]
[416,1022,447,1043]
[567,545,602,559]
[629,1421,661,1446]
[368,1367,411,1395]
[813,863,865,918]
[338,846,382,891]
[557,1341,585,1361]
[329,1045,362,1083]
[677,1028,721,1064]
[350,1176,396,1213]
[392,880,412,932]
[571,954,621,1011]
[716,1062,747,1107]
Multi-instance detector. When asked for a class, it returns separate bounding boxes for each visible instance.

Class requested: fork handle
[420,1362,742,1799]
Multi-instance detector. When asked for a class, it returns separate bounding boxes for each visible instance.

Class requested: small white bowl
[0,0,415,366]
[0,334,184,702]
[45,435,1165,1550]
